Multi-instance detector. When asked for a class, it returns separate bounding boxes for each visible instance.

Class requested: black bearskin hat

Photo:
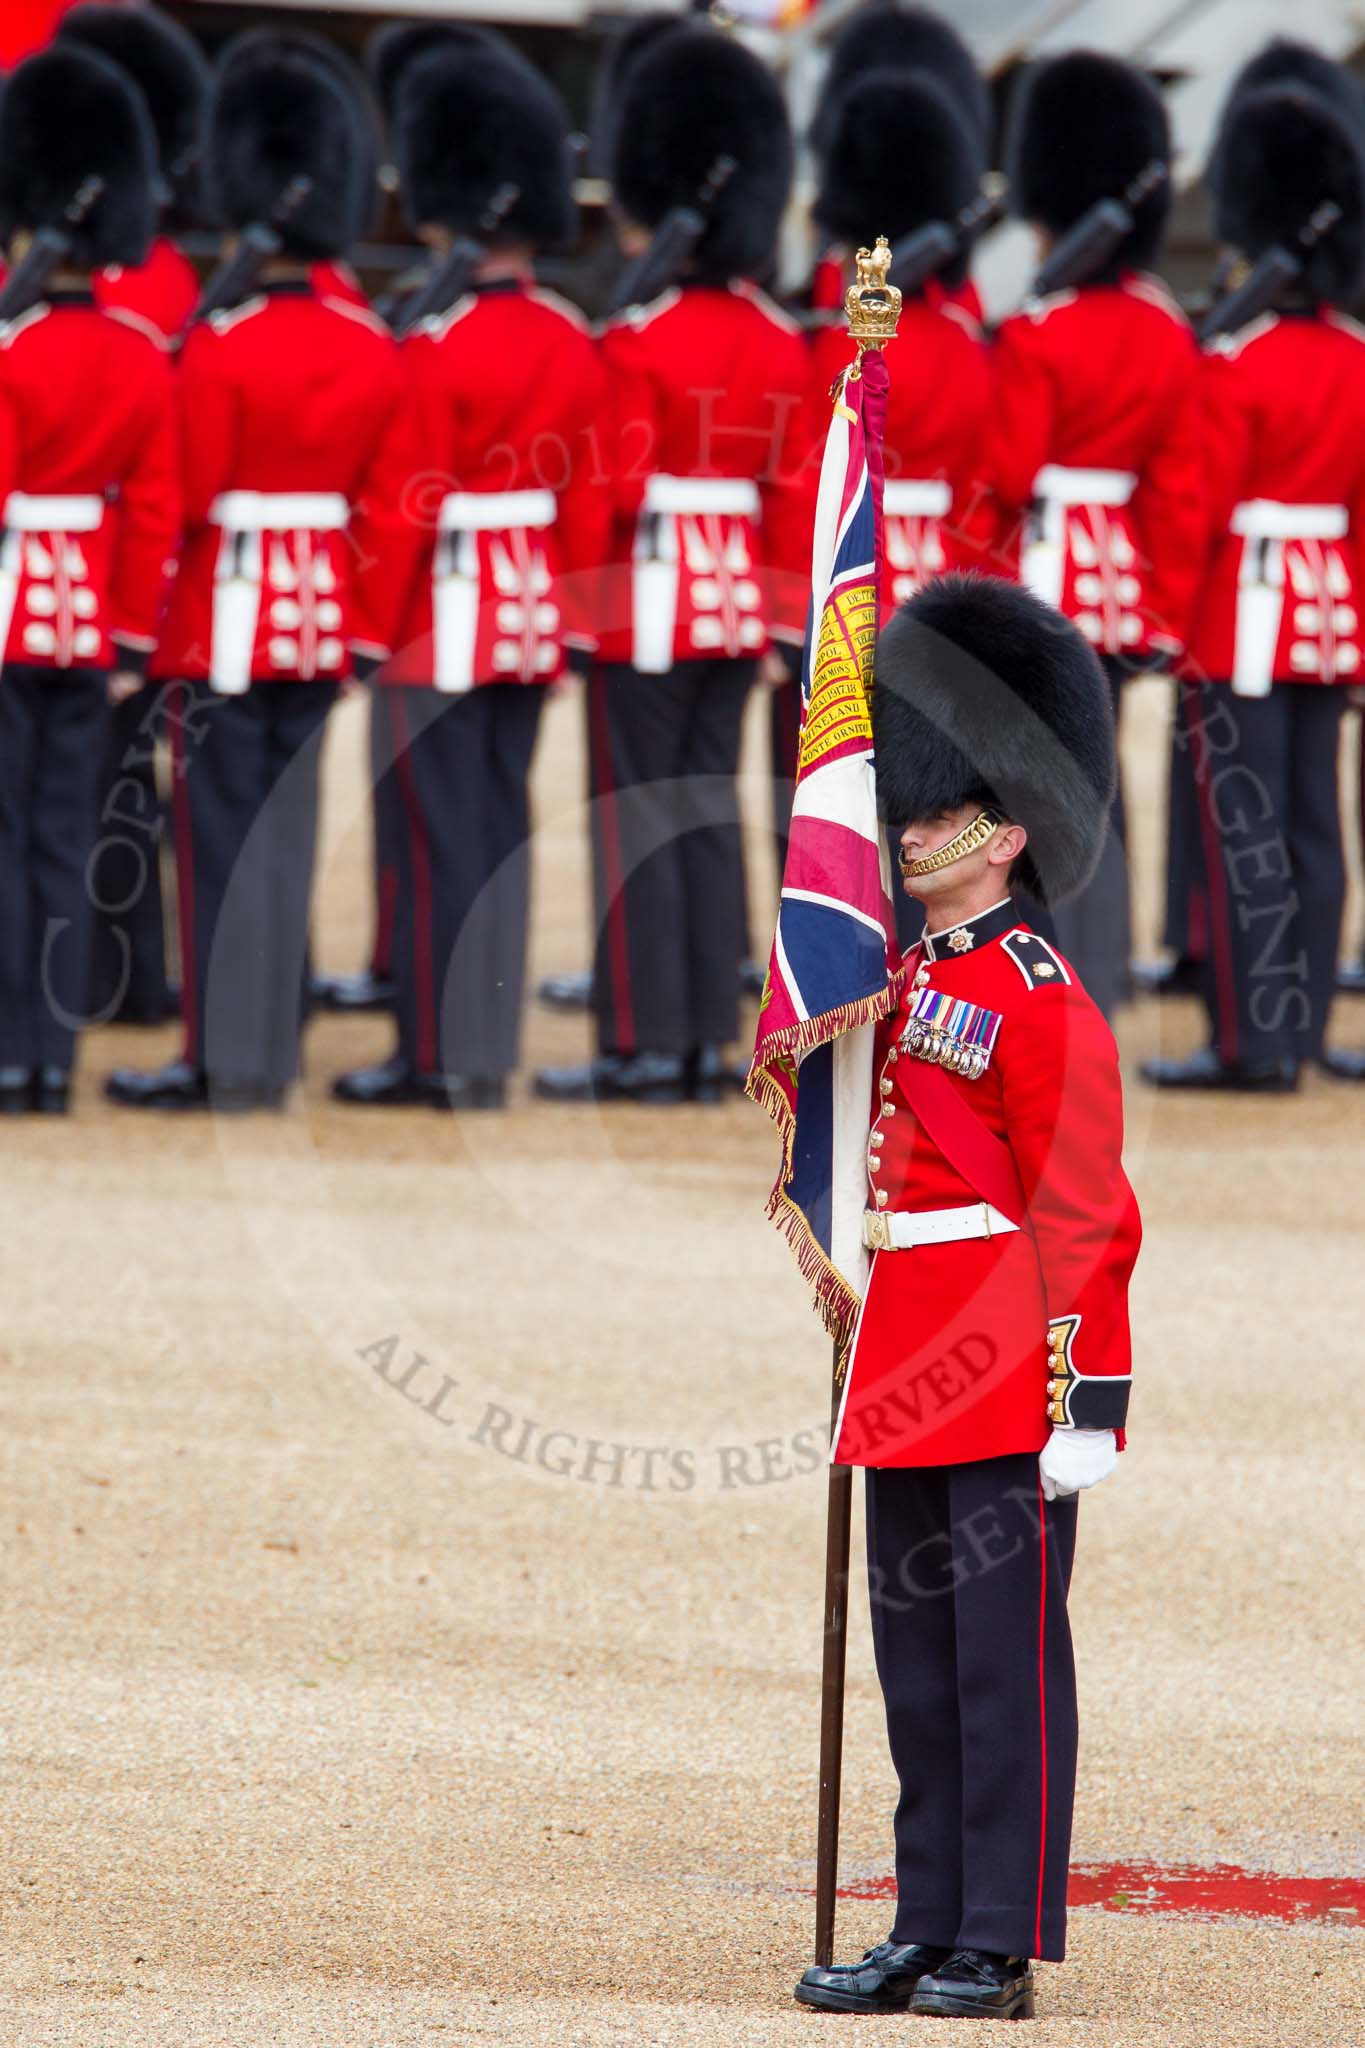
[56,3,208,217]
[396,43,575,250]
[814,70,983,286]
[873,574,1115,906]
[1215,85,1365,307]
[0,45,156,270]
[231,29,382,236]
[206,33,368,259]
[612,28,792,284]
[1007,51,1171,273]
[587,12,691,177]
[367,19,505,120]
[1207,40,1365,206]
[812,4,990,162]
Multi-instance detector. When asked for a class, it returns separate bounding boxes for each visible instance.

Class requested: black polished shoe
[911,1950,1035,2021]
[33,1066,70,1115]
[311,969,395,1014]
[1317,1046,1365,1081]
[686,1044,748,1103]
[1140,1046,1299,1093]
[332,1056,478,1110]
[1129,954,1203,999]
[0,1065,33,1115]
[533,1051,688,1105]
[105,1059,208,1110]
[1336,958,1365,996]
[795,1939,950,2014]
[537,968,593,1013]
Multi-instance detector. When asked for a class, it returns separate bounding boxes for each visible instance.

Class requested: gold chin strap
[900,809,1002,878]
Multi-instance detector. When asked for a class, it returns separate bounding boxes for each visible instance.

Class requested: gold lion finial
[844,236,902,358]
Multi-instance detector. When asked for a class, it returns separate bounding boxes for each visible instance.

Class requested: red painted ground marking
[834,1861,1364,1927]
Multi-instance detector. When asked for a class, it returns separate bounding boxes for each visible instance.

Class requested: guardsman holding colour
[795,575,1140,2021]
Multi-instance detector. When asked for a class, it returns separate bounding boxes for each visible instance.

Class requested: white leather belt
[642,474,760,517]
[437,488,556,532]
[1230,498,1347,542]
[863,1202,1020,1252]
[1032,463,1136,508]
[4,491,104,531]
[883,479,952,519]
[209,490,350,531]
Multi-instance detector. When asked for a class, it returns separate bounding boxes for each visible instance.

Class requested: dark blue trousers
[864,1454,1078,1962]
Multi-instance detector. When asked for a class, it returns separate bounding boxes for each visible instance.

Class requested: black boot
[537,968,594,1013]
[1317,1046,1365,1081]
[332,1056,479,1110]
[911,1950,1035,2020]
[795,1939,950,2015]
[0,1066,32,1115]
[1140,1046,1298,1093]
[105,1060,208,1110]
[532,1052,687,1105]
[1129,955,1203,999]
[686,1045,748,1103]
[311,969,395,1014]
[33,1066,70,1115]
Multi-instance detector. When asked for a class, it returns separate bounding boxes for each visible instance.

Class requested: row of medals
[898,1014,991,1081]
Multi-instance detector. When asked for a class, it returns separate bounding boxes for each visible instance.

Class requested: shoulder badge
[1002,930,1072,990]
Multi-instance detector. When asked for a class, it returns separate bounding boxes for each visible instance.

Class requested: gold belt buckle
[864,1209,890,1252]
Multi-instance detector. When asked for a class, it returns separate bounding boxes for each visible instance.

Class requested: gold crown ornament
[845,237,903,357]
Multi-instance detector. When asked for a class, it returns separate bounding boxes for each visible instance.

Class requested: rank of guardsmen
[1,2,1365,1116]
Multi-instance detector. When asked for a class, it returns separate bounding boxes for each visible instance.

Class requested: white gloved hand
[1038,1427,1117,1501]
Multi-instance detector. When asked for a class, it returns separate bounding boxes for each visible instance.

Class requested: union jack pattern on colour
[746,347,902,1359]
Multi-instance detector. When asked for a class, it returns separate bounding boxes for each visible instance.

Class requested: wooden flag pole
[814,1342,853,1967]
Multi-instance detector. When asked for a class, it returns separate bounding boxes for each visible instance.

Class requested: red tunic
[0,293,178,672]
[349,279,609,688]
[975,274,1204,659]
[156,282,405,686]
[96,234,199,346]
[834,903,1140,1468]
[808,295,989,612]
[1185,310,1365,689]
[595,281,817,665]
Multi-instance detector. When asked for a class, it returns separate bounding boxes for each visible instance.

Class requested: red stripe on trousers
[1183,683,1240,1060]
[1035,1473,1049,1959]
[389,692,437,1075]
[371,862,397,979]
[169,683,198,1065]
[589,675,635,1052]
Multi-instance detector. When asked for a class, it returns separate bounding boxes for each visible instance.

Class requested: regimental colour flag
[746,346,902,1360]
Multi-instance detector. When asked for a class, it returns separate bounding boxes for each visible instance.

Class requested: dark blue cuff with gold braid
[1047,1316,1131,1430]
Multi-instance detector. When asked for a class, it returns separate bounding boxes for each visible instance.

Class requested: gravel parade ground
[4,683,1363,2047]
